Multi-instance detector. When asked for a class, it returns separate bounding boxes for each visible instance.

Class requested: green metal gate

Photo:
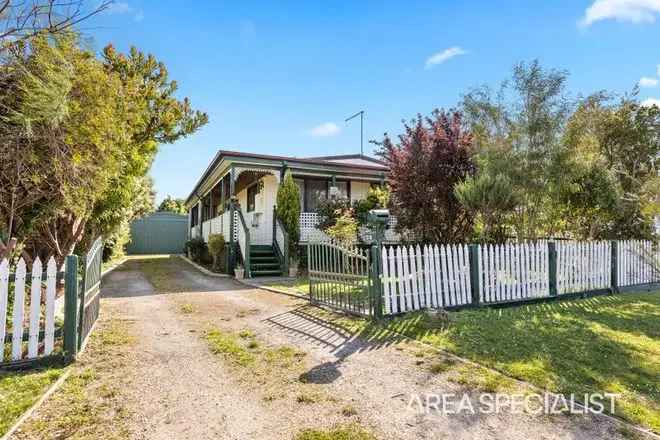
[307,241,380,317]
[126,212,188,255]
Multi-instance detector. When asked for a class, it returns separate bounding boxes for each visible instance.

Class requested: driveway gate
[307,241,380,317]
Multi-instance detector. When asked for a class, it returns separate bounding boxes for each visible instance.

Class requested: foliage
[1,1,112,50]
[316,197,352,230]
[276,170,301,256]
[326,211,358,244]
[158,195,187,214]
[561,91,659,239]
[376,110,476,242]
[0,33,206,264]
[353,185,390,226]
[455,170,518,243]
[461,60,572,240]
[185,237,207,263]
[207,233,225,271]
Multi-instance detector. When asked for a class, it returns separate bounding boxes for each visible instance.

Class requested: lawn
[0,362,67,436]
[371,292,659,432]
[262,277,310,295]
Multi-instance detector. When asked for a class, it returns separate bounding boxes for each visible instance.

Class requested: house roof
[186,149,389,206]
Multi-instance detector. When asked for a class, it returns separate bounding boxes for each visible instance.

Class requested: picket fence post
[64,254,79,359]
[468,244,480,306]
[370,244,383,320]
[610,240,618,294]
[548,241,558,297]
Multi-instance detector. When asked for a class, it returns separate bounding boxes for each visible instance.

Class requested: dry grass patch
[294,424,376,440]
[13,317,136,440]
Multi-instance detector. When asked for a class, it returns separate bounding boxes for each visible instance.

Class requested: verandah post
[611,240,618,294]
[63,254,79,360]
[370,244,383,320]
[548,241,558,297]
[468,244,480,306]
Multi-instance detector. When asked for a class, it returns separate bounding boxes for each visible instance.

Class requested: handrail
[273,206,289,274]
[235,208,251,277]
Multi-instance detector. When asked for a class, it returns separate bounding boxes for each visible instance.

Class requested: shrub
[276,170,301,257]
[326,211,358,244]
[185,237,207,263]
[207,234,226,271]
[353,185,390,226]
[316,197,352,230]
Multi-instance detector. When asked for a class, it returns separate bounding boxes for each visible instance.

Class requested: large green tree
[0,33,207,263]
[461,60,574,240]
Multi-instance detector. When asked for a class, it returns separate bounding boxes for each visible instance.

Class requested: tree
[0,33,207,264]
[158,195,187,214]
[276,170,301,257]
[562,91,659,239]
[1,0,111,50]
[376,110,476,242]
[455,170,519,243]
[461,60,573,239]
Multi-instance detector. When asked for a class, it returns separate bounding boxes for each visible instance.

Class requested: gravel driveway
[26,255,639,440]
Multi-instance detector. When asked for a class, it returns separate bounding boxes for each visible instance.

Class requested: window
[331,181,349,199]
[305,179,327,212]
[247,183,259,212]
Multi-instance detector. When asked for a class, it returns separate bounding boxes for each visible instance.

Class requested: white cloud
[309,122,341,137]
[424,47,467,69]
[579,0,660,27]
[105,2,144,22]
[639,76,659,87]
[641,97,660,107]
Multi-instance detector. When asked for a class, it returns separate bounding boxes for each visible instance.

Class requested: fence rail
[377,240,659,317]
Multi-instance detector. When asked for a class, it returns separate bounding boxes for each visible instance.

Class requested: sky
[82,0,660,203]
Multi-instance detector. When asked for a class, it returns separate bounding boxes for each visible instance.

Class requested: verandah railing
[1,237,104,367]
[379,240,660,316]
[273,206,289,274]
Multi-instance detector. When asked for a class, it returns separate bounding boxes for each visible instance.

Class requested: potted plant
[234,264,245,279]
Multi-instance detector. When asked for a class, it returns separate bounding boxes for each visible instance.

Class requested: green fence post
[370,244,383,319]
[63,255,79,359]
[611,241,618,294]
[468,244,480,306]
[548,241,558,297]
[77,255,87,350]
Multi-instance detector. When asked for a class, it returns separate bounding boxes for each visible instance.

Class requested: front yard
[367,291,660,432]
[260,276,660,431]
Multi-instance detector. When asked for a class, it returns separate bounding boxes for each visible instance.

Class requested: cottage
[185,150,398,277]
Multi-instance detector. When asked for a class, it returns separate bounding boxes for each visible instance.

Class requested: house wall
[350,181,370,203]
[237,173,278,245]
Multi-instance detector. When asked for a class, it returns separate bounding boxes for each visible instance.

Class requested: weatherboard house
[185,150,398,277]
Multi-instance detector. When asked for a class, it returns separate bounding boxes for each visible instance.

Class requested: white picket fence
[381,244,472,314]
[557,241,611,294]
[1,257,59,363]
[618,240,660,286]
[477,242,549,303]
[379,240,659,316]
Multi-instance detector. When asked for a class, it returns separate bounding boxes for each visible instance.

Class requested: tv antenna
[345,110,364,155]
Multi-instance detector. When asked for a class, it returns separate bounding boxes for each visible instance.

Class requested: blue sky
[84,0,660,203]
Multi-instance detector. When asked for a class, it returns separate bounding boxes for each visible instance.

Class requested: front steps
[249,245,283,277]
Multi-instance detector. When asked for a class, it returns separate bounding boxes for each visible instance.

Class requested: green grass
[294,424,376,440]
[373,292,660,431]
[262,277,310,295]
[0,364,66,436]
